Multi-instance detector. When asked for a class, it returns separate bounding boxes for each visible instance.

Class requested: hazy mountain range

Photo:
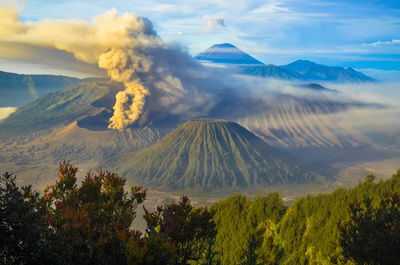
[0,74,392,191]
[196,43,375,83]
[0,43,397,193]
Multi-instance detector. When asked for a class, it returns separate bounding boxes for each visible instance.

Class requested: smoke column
[97,45,154,130]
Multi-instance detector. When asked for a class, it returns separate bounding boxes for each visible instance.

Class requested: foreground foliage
[40,162,151,264]
[1,163,400,265]
[210,171,400,265]
[0,162,214,265]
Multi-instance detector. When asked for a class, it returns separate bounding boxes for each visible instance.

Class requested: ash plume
[0,6,207,130]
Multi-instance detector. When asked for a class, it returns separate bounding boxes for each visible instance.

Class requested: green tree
[144,196,215,265]
[257,219,285,265]
[240,234,261,265]
[211,193,286,265]
[198,239,220,265]
[40,161,151,265]
[338,193,400,265]
[275,171,400,265]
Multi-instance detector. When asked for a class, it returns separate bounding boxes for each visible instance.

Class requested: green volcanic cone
[107,119,316,191]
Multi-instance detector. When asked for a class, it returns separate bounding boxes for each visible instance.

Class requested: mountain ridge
[281,60,375,82]
[0,70,99,107]
[241,64,302,80]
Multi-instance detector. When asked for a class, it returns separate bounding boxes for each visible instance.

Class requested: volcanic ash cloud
[0,7,191,130]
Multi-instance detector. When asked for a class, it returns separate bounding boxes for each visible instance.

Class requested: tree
[125,233,176,265]
[198,239,220,265]
[240,233,262,265]
[338,193,400,265]
[0,172,49,265]
[144,196,215,265]
[40,161,149,265]
[257,219,285,265]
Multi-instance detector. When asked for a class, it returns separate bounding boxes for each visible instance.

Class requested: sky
[1,0,400,78]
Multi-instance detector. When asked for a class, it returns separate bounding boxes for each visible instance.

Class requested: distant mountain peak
[290,59,316,65]
[195,43,264,65]
[298,83,337,92]
[209,43,236,48]
[284,60,326,70]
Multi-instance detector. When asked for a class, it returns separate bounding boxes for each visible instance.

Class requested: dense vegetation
[1,162,400,264]
[0,162,215,265]
[108,119,315,190]
[211,172,400,265]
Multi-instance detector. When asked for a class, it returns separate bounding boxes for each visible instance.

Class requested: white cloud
[0,1,24,11]
[0,107,17,121]
[363,39,400,46]
[203,16,226,33]
[250,1,289,14]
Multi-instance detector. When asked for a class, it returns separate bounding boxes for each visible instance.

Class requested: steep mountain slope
[107,119,316,191]
[195,43,264,65]
[281,60,375,82]
[0,71,87,107]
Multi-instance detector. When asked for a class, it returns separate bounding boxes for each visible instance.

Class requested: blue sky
[4,0,400,74]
